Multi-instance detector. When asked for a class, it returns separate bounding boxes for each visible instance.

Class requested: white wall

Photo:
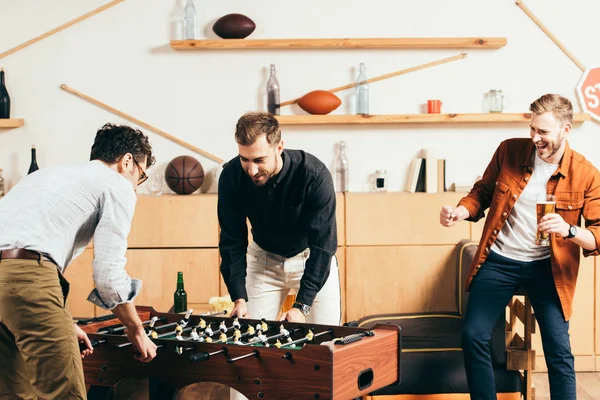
[0,0,599,193]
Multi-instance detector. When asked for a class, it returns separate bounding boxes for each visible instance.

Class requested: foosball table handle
[189,352,210,363]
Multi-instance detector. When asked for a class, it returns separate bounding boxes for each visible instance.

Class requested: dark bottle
[0,68,10,119]
[28,146,39,175]
[174,271,187,313]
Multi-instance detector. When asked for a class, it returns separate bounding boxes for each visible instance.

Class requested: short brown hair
[234,112,281,146]
[90,123,155,168]
[529,94,573,125]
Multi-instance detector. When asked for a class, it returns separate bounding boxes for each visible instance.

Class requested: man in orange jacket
[440,94,600,400]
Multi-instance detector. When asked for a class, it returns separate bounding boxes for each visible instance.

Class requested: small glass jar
[484,89,504,113]
[374,170,387,192]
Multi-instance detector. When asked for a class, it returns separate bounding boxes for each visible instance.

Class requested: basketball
[165,156,204,195]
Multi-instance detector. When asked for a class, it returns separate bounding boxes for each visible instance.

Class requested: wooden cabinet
[63,248,95,318]
[345,192,467,245]
[128,195,218,248]
[346,245,459,322]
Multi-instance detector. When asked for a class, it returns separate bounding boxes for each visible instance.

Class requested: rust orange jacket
[458,138,600,321]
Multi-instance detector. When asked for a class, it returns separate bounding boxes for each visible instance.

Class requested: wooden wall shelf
[275,113,591,125]
[0,119,25,128]
[170,37,507,50]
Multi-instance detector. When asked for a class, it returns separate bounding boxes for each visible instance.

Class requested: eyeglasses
[134,160,148,185]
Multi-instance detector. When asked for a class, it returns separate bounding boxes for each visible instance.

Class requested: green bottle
[174,271,187,313]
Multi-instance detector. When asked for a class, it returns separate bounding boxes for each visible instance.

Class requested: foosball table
[78,306,401,399]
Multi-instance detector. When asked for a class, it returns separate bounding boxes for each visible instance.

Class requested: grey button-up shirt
[0,160,141,309]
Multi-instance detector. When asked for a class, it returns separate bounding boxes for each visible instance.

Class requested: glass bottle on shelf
[0,68,10,119]
[183,0,198,40]
[484,89,504,113]
[28,145,39,175]
[335,141,349,192]
[373,170,387,192]
[355,63,369,115]
[0,168,4,197]
[266,64,280,115]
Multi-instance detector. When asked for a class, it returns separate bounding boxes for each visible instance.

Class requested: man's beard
[536,134,563,160]
[250,156,278,186]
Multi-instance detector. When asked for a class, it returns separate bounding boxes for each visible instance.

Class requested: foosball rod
[96,317,164,334]
[280,329,334,348]
[117,326,193,348]
[228,350,259,363]
[244,328,301,346]
[200,310,227,316]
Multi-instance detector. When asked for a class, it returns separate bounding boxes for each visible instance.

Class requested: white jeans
[230,242,342,400]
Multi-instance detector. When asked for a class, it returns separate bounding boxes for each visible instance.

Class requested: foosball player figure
[232,317,241,330]
[260,318,268,332]
[306,329,314,341]
[246,325,255,336]
[279,324,292,343]
[179,309,194,328]
[274,339,282,348]
[233,329,243,345]
[204,323,214,337]
[148,317,159,339]
[198,318,207,329]
[175,332,184,341]
[257,330,269,347]
[175,324,183,335]
[146,316,159,335]
[219,331,228,342]
[190,327,200,341]
[219,320,227,333]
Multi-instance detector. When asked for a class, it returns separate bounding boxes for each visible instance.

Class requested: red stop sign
[577,67,600,121]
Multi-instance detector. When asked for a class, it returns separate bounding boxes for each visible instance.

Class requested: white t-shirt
[491,152,558,261]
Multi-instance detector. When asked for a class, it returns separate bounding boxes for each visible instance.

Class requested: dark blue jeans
[462,250,575,400]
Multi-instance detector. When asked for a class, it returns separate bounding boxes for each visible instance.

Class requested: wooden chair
[506,287,536,400]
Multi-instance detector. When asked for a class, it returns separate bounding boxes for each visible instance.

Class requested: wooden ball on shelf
[297,90,342,115]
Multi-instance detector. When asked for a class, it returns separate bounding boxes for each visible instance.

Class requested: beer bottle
[0,68,10,119]
[28,145,39,175]
[174,271,187,313]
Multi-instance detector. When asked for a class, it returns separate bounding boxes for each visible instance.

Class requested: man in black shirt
[218,112,341,325]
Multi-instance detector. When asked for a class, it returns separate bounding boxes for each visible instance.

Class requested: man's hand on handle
[112,302,157,363]
[127,327,157,363]
[74,323,93,358]
[278,307,306,323]
[440,205,470,227]
[231,299,249,318]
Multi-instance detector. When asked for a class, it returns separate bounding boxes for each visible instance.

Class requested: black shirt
[217,149,338,306]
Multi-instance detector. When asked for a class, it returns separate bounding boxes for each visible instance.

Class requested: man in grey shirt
[0,123,157,399]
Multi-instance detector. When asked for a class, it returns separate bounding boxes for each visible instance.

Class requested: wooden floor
[109,373,600,399]
[533,372,600,400]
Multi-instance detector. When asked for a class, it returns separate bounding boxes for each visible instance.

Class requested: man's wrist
[292,301,311,316]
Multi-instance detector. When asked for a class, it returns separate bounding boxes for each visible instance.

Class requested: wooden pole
[280,53,467,107]
[60,84,223,164]
[515,0,585,72]
[0,0,125,60]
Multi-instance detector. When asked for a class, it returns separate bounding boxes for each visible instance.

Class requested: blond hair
[529,94,573,125]
[234,112,281,146]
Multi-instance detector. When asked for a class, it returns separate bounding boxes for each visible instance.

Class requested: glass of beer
[535,193,556,246]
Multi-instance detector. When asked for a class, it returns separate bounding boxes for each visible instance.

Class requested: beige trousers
[0,258,86,400]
